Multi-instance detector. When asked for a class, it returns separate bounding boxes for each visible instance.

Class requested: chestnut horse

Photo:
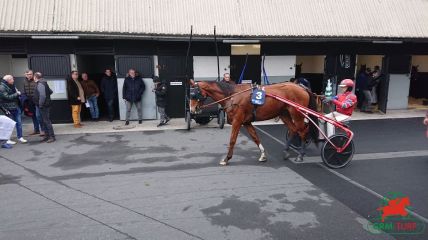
[189,80,319,165]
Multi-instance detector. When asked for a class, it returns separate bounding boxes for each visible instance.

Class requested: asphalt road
[0,118,426,240]
[252,117,428,240]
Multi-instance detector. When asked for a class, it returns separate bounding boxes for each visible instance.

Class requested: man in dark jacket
[24,70,42,135]
[0,75,27,144]
[100,69,118,122]
[33,72,55,143]
[122,68,145,125]
[153,76,170,127]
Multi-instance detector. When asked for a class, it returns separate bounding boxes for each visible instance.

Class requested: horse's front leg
[220,121,242,166]
[243,123,267,162]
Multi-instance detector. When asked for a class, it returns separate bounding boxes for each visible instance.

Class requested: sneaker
[139,120,142,124]
[18,137,28,143]
[157,122,166,127]
[46,138,56,143]
[125,121,130,126]
[1,143,12,149]
[6,140,16,145]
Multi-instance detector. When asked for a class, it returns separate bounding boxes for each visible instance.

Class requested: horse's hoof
[294,155,304,162]
[219,160,228,166]
[283,151,290,160]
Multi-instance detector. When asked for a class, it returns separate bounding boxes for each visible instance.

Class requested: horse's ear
[189,79,195,87]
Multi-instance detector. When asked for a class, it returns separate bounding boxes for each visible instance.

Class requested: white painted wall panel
[193,56,230,81]
[263,56,295,83]
[387,74,410,110]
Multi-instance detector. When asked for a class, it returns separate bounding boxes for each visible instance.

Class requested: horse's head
[189,79,208,114]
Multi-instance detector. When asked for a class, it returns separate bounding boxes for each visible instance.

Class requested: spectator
[295,77,311,91]
[0,105,14,149]
[358,67,373,113]
[424,111,428,138]
[153,76,170,127]
[122,68,145,125]
[0,75,27,144]
[221,73,234,84]
[370,66,381,105]
[67,71,85,128]
[100,69,118,122]
[81,73,100,121]
[424,111,428,126]
[23,70,44,136]
[33,72,55,143]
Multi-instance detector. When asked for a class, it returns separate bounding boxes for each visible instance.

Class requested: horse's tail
[307,91,319,146]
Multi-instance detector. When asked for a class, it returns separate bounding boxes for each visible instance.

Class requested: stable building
[1,0,428,122]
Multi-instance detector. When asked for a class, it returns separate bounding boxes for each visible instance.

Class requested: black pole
[185,25,193,81]
[214,26,220,81]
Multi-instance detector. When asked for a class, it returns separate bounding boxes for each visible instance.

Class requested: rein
[199,87,253,109]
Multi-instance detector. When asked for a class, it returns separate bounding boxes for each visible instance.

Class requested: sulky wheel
[321,134,354,169]
[218,110,225,129]
[285,128,312,150]
[186,111,191,130]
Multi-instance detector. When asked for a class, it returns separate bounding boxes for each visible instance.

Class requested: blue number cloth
[251,89,266,105]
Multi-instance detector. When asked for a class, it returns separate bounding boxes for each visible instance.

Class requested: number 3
[256,92,262,99]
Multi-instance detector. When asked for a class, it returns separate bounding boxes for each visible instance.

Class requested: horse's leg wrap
[283,133,293,160]
[295,140,306,162]
[258,143,267,162]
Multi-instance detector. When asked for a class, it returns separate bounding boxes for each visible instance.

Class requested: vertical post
[214,26,220,81]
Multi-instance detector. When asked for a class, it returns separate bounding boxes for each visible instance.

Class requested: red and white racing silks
[331,91,357,116]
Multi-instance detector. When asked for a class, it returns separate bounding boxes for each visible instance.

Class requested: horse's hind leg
[243,123,267,162]
[295,118,309,162]
[220,121,242,166]
[280,115,296,160]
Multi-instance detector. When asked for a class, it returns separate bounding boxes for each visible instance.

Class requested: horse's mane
[212,81,236,97]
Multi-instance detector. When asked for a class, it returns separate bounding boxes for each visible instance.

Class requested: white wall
[296,56,324,73]
[193,56,230,81]
[387,74,410,110]
[0,55,12,76]
[11,58,28,77]
[412,55,428,72]
[262,56,296,83]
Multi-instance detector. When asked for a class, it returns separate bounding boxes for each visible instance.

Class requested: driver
[323,79,357,137]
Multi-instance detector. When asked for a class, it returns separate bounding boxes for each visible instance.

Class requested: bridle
[189,83,207,102]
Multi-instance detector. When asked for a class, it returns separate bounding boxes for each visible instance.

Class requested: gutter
[0,32,428,43]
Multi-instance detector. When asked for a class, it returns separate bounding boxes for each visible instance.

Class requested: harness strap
[199,87,253,109]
